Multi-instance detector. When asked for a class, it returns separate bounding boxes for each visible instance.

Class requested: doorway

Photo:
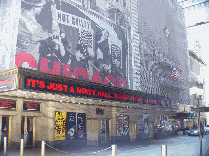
[1,117,9,149]
[100,119,110,145]
[22,117,35,147]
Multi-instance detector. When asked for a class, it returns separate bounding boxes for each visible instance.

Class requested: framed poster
[143,115,148,134]
[139,115,143,132]
[55,112,66,140]
[116,114,129,136]
[77,113,86,139]
[23,102,40,111]
[66,112,76,139]
[0,100,16,110]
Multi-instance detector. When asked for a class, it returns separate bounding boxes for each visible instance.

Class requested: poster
[77,113,86,139]
[15,0,130,88]
[55,111,66,140]
[66,112,76,139]
[116,114,129,136]
[139,115,143,132]
[143,115,148,134]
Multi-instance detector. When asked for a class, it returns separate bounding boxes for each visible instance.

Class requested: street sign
[200,107,209,112]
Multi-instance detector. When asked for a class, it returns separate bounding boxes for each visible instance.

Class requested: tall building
[178,0,209,124]
[0,0,188,149]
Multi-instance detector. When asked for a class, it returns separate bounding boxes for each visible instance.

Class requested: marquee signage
[24,76,171,107]
[0,100,16,109]
[23,102,40,111]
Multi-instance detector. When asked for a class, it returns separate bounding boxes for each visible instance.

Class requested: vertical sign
[139,115,143,133]
[66,112,76,139]
[55,112,66,140]
[116,114,129,136]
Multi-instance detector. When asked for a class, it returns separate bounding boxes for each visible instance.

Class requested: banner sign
[24,76,171,107]
[0,100,16,110]
[0,76,15,91]
[23,102,40,111]
[55,112,66,140]
[15,0,130,89]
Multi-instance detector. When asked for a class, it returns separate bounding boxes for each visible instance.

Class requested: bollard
[3,137,7,156]
[41,141,45,156]
[161,145,167,156]
[112,144,117,156]
[20,139,24,156]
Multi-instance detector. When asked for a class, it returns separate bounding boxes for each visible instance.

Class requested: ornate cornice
[0,67,19,79]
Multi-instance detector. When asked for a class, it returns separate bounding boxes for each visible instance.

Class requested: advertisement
[55,111,66,140]
[66,112,76,139]
[77,113,86,139]
[15,0,130,89]
[0,76,15,91]
[116,114,129,136]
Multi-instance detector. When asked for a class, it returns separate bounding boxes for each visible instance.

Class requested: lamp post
[190,82,204,156]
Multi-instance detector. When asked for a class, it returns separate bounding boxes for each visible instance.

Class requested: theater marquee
[23,76,171,107]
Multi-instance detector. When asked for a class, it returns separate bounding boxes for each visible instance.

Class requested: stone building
[0,0,188,149]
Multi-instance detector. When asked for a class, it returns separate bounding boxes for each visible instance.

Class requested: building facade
[0,0,189,149]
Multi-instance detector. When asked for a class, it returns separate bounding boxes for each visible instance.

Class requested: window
[192,0,195,3]
[182,2,184,6]
[193,5,196,10]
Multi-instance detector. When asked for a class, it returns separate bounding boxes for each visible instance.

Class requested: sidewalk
[0,134,190,156]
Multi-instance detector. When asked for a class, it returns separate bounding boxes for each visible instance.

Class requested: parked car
[188,128,199,136]
[204,125,209,134]
[188,127,205,136]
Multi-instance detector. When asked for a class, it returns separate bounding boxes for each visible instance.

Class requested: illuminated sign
[23,102,40,111]
[0,100,16,110]
[24,76,171,107]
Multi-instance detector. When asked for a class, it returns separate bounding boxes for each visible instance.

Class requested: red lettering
[63,85,68,92]
[108,92,113,99]
[47,83,53,90]
[52,83,58,91]
[72,67,89,80]
[125,95,130,101]
[86,89,91,95]
[39,81,45,89]
[70,86,75,93]
[15,52,38,69]
[62,63,71,77]
[97,91,102,97]
[114,93,119,99]
[31,79,39,87]
[40,57,61,75]
[76,87,82,94]
[81,88,86,95]
[58,84,63,91]
[91,71,102,83]
[103,74,116,86]
[117,78,127,89]
[27,79,32,87]
[92,90,96,96]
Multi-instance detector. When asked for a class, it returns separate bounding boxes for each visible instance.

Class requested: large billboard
[15,0,130,89]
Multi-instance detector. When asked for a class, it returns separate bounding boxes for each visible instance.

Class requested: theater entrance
[100,119,110,145]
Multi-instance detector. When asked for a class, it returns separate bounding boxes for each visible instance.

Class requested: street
[2,134,209,156]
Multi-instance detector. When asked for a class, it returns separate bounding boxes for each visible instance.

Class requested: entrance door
[100,119,110,145]
[1,117,9,149]
[26,117,34,147]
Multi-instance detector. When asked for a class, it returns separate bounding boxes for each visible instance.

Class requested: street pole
[197,95,202,156]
